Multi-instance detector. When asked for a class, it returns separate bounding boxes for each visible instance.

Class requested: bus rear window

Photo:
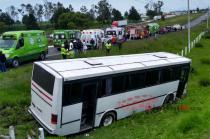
[33,64,55,95]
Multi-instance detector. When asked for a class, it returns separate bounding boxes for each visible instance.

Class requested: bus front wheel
[100,112,116,127]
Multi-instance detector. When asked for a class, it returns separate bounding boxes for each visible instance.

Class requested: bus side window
[63,83,82,106]
[145,70,159,86]
[172,67,181,80]
[112,75,125,94]
[99,78,112,97]
[160,68,173,83]
[128,73,146,90]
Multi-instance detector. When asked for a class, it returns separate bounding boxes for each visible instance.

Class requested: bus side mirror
[16,38,24,49]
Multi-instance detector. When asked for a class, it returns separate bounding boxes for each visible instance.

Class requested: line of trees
[0,0,143,31]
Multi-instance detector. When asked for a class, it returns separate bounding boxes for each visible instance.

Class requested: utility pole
[187,0,191,51]
[207,6,209,29]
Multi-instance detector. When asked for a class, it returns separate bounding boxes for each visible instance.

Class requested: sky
[0,0,209,14]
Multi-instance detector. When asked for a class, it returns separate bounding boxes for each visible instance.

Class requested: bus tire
[100,112,116,127]
[12,58,20,68]
[40,52,46,61]
[163,94,174,105]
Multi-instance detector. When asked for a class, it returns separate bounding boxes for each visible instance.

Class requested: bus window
[172,67,181,80]
[128,73,146,90]
[112,75,125,94]
[99,78,112,97]
[145,70,159,86]
[63,83,82,106]
[160,68,173,83]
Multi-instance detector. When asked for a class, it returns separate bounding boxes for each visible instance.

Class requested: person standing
[0,51,7,72]
[83,41,88,54]
[61,40,69,59]
[117,38,122,51]
[105,41,112,56]
[73,39,78,55]
[90,38,95,50]
[98,38,103,50]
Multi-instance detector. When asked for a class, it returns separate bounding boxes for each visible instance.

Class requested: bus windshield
[0,38,16,49]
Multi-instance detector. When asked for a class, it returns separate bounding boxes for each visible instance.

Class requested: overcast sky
[0,0,209,14]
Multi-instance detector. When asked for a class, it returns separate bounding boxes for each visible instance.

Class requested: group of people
[61,39,88,59]
[61,36,124,59]
[0,51,7,72]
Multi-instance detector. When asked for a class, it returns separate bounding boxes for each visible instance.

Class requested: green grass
[157,13,203,27]
[0,22,210,138]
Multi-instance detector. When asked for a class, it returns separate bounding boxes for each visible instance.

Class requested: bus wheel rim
[103,115,113,126]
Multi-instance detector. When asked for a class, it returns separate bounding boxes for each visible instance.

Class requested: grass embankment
[0,22,209,138]
[157,13,203,27]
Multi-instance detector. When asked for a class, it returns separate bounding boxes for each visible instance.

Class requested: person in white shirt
[83,41,88,54]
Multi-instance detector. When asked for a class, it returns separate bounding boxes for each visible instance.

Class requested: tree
[96,0,112,23]
[6,5,19,21]
[0,12,14,25]
[196,7,200,12]
[34,4,44,22]
[87,4,97,20]
[50,3,70,27]
[26,4,34,15]
[68,4,74,12]
[112,8,123,21]
[44,1,55,20]
[124,11,128,19]
[80,6,88,13]
[57,12,91,29]
[146,10,158,19]
[18,4,26,16]
[128,6,141,21]
[22,13,39,29]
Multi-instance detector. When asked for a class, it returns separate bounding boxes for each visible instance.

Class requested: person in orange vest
[111,35,117,46]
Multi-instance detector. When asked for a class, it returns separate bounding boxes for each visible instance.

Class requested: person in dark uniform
[0,51,7,72]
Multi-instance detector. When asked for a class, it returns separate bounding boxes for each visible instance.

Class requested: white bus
[29,52,191,136]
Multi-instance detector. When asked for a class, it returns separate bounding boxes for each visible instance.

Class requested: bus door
[80,82,98,130]
[177,65,190,98]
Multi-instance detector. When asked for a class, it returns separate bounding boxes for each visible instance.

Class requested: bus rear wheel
[100,112,116,127]
[163,94,174,105]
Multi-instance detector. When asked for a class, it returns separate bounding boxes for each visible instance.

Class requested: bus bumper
[28,107,55,134]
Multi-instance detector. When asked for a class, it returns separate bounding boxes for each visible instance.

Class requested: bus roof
[38,52,191,81]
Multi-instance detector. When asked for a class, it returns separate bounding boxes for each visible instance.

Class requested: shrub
[195,43,203,48]
[204,34,210,39]
[199,79,210,87]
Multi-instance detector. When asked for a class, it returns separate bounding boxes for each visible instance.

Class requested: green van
[0,30,48,67]
[53,30,81,50]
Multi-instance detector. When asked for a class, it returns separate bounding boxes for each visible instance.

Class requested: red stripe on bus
[116,94,166,109]
[32,82,52,101]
